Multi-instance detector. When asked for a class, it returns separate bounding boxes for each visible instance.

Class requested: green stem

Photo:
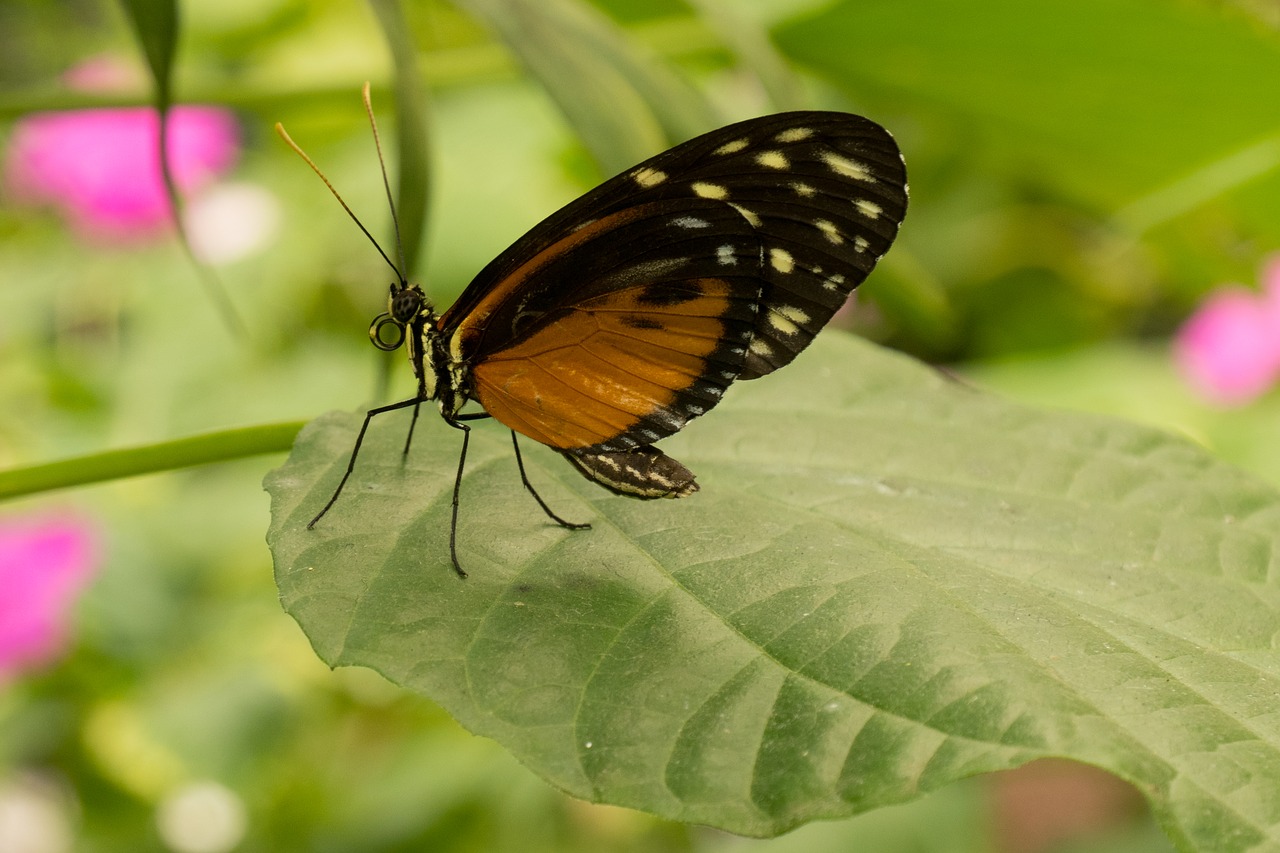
[0,421,305,501]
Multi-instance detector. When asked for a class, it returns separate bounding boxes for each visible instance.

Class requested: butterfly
[280,96,908,577]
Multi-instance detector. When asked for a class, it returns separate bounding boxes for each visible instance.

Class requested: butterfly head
[369,281,432,352]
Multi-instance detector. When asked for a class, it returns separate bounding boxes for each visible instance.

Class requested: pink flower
[1174,256,1280,406]
[4,106,239,242]
[0,514,99,680]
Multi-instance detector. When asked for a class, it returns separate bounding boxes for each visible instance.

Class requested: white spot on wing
[815,219,842,244]
[777,305,810,324]
[633,167,667,187]
[770,313,798,337]
[628,257,691,277]
[716,245,736,266]
[692,182,728,199]
[854,236,870,253]
[749,338,773,357]
[713,138,748,155]
[822,272,846,292]
[729,204,761,227]
[672,216,710,229]
[597,256,692,289]
[775,127,814,143]
[821,152,874,181]
[855,199,883,219]
[769,248,795,274]
[766,305,808,337]
[791,182,816,198]
[756,150,788,169]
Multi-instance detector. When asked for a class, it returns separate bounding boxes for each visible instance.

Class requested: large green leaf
[265,334,1280,847]
[775,0,1280,210]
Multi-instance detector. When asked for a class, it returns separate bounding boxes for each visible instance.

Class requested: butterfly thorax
[370,281,471,419]
[422,322,473,421]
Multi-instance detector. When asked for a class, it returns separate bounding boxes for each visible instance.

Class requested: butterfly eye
[368,312,406,351]
[390,285,424,323]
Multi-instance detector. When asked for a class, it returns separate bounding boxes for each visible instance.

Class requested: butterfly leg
[442,419,475,578]
[511,432,592,531]
[401,400,422,457]
[309,396,426,529]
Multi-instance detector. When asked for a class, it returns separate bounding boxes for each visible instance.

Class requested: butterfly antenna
[361,82,410,281]
[274,121,405,283]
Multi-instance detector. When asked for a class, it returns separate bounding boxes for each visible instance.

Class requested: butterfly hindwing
[562,446,699,500]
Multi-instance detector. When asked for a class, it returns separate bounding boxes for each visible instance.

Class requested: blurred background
[2,0,1279,850]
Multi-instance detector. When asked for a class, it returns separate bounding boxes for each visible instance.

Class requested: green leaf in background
[775,0,1280,210]
[452,0,718,174]
[117,0,178,107]
[682,0,806,112]
[266,333,1280,848]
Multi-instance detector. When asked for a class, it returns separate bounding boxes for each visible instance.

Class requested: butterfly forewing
[444,110,907,453]
[660,113,908,379]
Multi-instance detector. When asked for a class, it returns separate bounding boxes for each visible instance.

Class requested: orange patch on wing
[472,279,735,449]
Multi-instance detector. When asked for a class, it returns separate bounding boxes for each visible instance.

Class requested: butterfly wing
[439,111,908,452]
[463,198,766,451]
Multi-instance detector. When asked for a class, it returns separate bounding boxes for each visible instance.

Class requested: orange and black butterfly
[282,102,907,577]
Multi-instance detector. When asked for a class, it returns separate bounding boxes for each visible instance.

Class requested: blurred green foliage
[2,0,1277,849]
